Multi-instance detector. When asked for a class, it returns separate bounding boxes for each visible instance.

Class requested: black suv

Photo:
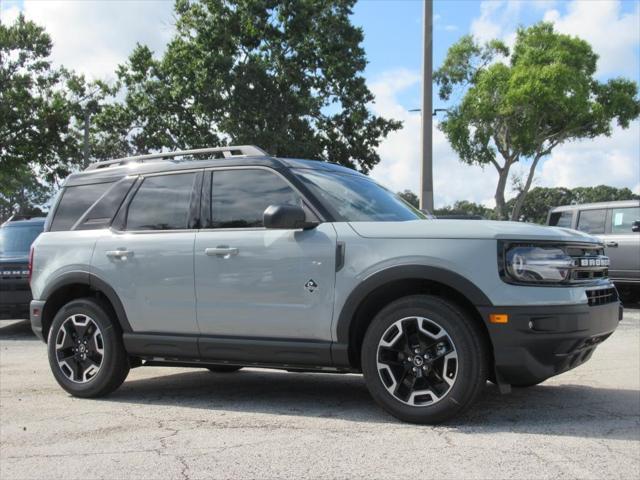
[0,216,45,319]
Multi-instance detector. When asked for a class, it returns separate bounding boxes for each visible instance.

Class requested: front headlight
[498,241,609,285]
[505,245,573,283]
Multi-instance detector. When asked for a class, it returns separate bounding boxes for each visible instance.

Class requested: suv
[548,200,640,289]
[1,216,45,319]
[29,146,622,423]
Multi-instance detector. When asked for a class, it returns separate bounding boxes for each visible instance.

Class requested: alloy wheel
[55,314,104,383]
[376,316,458,406]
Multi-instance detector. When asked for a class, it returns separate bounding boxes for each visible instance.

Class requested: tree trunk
[493,166,510,220]
[510,154,542,221]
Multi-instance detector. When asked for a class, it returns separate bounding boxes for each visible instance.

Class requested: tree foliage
[434,22,640,220]
[398,189,419,208]
[0,15,113,219]
[97,0,401,172]
[433,200,496,219]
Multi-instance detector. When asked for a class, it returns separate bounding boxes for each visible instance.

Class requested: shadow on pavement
[100,368,640,440]
[0,319,36,340]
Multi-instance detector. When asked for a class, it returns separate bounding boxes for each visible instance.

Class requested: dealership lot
[1,310,639,480]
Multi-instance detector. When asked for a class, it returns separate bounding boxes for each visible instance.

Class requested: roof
[549,199,640,212]
[1,216,46,227]
[64,145,363,187]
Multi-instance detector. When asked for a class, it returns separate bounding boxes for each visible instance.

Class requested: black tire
[207,365,243,373]
[47,298,130,398]
[361,295,488,424]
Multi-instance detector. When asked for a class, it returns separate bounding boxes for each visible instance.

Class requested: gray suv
[548,200,640,289]
[30,146,622,423]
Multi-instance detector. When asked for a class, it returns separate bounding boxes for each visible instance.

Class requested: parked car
[29,146,622,423]
[1,216,45,319]
[548,200,640,289]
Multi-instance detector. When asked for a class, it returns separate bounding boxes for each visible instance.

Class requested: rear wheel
[207,365,242,373]
[47,298,129,398]
[361,295,488,424]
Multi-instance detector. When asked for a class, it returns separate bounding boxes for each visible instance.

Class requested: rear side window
[126,173,198,230]
[75,177,136,230]
[577,209,607,234]
[208,169,302,228]
[50,182,114,232]
[548,211,573,228]
[611,207,640,234]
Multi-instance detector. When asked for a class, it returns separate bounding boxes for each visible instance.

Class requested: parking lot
[1,309,638,480]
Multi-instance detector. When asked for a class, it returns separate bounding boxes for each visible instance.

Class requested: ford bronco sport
[29,146,623,423]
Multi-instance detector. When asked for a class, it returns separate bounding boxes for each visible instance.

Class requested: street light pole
[420,0,434,212]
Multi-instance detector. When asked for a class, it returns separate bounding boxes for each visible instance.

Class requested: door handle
[205,246,239,257]
[106,249,133,260]
[606,241,618,247]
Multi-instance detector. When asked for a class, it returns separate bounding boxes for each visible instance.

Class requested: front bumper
[0,287,32,320]
[479,300,622,386]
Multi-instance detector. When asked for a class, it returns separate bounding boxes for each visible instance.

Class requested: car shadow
[100,368,639,440]
[0,319,37,340]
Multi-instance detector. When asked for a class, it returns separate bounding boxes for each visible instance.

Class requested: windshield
[0,225,43,256]
[294,169,427,222]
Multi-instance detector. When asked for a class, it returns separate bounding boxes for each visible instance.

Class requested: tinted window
[611,207,640,234]
[76,177,136,230]
[50,182,114,232]
[295,169,426,222]
[0,224,43,255]
[577,209,607,234]
[126,173,197,230]
[549,211,573,228]
[209,169,302,228]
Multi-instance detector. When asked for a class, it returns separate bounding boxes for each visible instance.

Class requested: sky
[1,0,639,208]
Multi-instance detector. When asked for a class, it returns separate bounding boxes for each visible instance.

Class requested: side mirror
[632,220,640,233]
[263,204,317,230]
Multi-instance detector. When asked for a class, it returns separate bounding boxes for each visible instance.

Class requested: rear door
[93,170,202,334]
[194,167,337,342]
[601,206,640,283]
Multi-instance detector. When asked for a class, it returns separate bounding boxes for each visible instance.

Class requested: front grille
[586,287,618,306]
[566,244,610,284]
[0,265,29,280]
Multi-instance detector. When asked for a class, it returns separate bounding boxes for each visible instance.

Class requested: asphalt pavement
[1,309,639,479]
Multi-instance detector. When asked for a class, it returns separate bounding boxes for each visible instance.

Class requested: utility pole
[83,108,91,168]
[420,0,434,212]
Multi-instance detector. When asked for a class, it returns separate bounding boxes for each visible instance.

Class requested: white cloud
[368,70,499,208]
[536,121,640,194]
[2,0,175,81]
[543,1,640,77]
[368,70,640,209]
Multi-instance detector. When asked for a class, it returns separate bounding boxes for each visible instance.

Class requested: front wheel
[361,295,488,424]
[47,298,130,398]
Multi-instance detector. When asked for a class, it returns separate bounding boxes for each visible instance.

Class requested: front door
[194,168,337,343]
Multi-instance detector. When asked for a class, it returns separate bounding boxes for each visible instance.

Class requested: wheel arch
[40,272,132,342]
[332,265,494,369]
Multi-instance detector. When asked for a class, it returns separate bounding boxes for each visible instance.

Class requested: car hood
[348,219,600,243]
[0,254,29,264]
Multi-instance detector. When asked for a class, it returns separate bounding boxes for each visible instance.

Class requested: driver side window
[207,169,304,229]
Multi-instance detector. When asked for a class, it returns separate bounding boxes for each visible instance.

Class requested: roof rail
[84,145,268,171]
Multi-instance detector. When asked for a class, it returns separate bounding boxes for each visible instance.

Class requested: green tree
[434,22,640,220]
[434,200,495,219]
[99,0,400,172]
[398,190,419,208]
